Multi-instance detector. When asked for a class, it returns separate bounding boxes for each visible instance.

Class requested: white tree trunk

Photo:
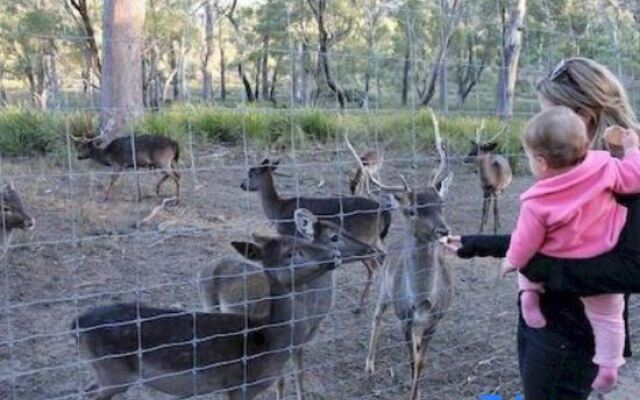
[495,0,526,118]
[100,0,146,144]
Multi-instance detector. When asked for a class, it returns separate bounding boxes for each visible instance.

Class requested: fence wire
[1,1,640,400]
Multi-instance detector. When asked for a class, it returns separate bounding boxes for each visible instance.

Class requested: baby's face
[525,149,546,179]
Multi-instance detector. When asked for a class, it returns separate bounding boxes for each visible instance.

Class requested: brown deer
[348,149,384,195]
[198,208,379,400]
[466,124,512,233]
[365,114,454,400]
[240,159,391,313]
[0,183,35,247]
[73,232,342,400]
[73,121,180,201]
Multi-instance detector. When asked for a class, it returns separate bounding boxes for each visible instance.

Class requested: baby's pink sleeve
[611,148,640,193]
[506,203,546,269]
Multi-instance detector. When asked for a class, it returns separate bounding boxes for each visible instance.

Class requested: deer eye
[330,234,339,243]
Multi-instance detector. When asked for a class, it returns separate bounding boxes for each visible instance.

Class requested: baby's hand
[501,259,517,277]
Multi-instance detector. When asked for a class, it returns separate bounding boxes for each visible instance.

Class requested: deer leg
[365,296,390,374]
[409,328,428,400]
[479,192,490,233]
[493,194,500,234]
[155,174,170,196]
[85,359,134,399]
[353,259,375,314]
[292,347,306,400]
[275,375,285,400]
[103,168,123,201]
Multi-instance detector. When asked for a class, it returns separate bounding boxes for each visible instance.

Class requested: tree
[201,0,215,103]
[418,0,464,107]
[99,0,146,144]
[495,0,526,118]
[306,0,353,109]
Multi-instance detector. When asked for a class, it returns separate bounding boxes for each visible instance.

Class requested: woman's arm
[455,235,510,258]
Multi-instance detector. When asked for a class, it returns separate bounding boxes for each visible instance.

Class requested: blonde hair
[536,57,639,150]
[523,106,589,169]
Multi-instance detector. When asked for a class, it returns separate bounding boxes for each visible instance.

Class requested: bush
[0,108,62,156]
[0,107,527,157]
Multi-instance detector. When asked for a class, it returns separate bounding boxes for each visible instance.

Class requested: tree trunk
[68,0,101,78]
[261,33,270,100]
[219,23,226,100]
[419,0,464,107]
[0,65,7,106]
[401,42,410,106]
[100,0,146,143]
[201,0,214,103]
[495,0,526,118]
[307,0,346,109]
[300,41,309,105]
[254,59,261,100]
[227,0,254,102]
[455,35,488,106]
[438,55,448,113]
[46,39,61,108]
[169,44,179,100]
[269,56,281,102]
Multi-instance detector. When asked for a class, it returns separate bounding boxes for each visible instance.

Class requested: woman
[450,57,640,399]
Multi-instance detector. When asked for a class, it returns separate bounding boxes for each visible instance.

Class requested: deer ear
[393,192,411,207]
[231,241,263,261]
[261,158,271,166]
[294,208,317,240]
[435,172,454,198]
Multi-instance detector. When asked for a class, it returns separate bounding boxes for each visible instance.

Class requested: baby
[502,106,640,392]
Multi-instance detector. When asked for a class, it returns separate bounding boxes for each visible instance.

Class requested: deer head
[240,158,280,191]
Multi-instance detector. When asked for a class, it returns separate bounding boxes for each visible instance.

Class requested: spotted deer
[465,123,512,233]
[240,159,391,313]
[73,120,180,201]
[365,114,454,400]
[0,183,35,248]
[73,232,342,400]
[198,208,379,399]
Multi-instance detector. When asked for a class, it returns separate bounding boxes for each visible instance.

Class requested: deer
[240,159,392,313]
[466,123,512,233]
[73,119,181,201]
[73,231,343,400]
[348,149,384,196]
[0,183,35,247]
[364,113,454,400]
[198,208,380,400]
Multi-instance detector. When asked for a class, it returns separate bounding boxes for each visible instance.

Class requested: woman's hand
[439,235,462,253]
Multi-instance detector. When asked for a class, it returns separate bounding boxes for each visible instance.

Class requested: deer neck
[401,227,449,305]
[259,172,285,221]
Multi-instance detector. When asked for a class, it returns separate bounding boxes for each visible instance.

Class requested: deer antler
[430,111,448,187]
[474,119,486,144]
[487,122,509,144]
[344,132,366,173]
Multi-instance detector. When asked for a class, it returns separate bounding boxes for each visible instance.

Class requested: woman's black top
[458,234,632,357]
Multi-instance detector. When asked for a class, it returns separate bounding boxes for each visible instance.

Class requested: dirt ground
[0,145,638,400]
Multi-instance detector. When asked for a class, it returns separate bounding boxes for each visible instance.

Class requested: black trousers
[518,318,597,400]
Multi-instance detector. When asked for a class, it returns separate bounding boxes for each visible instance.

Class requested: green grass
[0,107,526,159]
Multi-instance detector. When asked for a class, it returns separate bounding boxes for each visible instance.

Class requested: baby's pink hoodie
[507,149,640,268]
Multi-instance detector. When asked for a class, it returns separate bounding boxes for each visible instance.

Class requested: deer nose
[25,217,35,230]
[434,226,450,238]
[240,181,247,190]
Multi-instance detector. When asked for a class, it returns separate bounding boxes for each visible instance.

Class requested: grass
[0,106,526,160]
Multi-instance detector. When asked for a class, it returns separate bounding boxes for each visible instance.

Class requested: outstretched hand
[439,235,462,254]
[501,259,517,277]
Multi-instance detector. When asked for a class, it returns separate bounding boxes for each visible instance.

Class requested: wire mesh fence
[2,1,640,400]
